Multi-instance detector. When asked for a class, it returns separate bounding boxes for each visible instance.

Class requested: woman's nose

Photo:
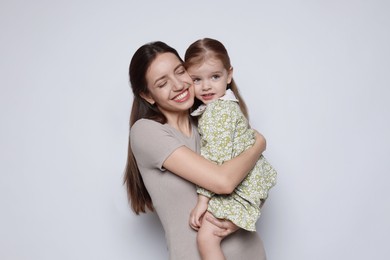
[172,78,185,92]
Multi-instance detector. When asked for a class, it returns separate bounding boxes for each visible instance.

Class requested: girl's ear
[227,66,233,84]
[140,92,155,105]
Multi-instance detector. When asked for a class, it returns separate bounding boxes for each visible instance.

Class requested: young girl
[184,38,277,260]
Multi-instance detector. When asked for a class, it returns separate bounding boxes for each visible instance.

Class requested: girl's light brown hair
[184,38,249,119]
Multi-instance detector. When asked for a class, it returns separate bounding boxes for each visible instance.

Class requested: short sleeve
[130,119,184,171]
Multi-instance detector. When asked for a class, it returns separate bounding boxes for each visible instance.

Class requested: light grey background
[1,0,389,259]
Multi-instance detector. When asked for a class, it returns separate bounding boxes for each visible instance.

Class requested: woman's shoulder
[130,119,173,152]
[132,118,161,129]
[131,119,167,140]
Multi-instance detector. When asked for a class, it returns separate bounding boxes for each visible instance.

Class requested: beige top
[131,119,267,260]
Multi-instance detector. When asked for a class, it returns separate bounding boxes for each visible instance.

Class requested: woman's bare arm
[163,131,266,194]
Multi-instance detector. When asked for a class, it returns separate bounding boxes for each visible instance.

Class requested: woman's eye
[157,82,167,88]
[176,66,186,75]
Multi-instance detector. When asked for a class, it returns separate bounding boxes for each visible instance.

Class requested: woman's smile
[173,89,190,103]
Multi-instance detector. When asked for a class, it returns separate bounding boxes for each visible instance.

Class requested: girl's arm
[189,194,209,231]
[163,131,266,194]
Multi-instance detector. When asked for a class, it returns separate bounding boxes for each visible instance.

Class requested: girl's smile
[199,93,216,101]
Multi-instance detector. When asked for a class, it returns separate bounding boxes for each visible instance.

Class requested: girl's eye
[192,78,201,84]
[211,75,220,80]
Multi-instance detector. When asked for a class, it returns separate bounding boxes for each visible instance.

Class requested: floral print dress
[191,89,277,231]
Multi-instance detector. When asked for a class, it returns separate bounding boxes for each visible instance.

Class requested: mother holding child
[124,38,276,260]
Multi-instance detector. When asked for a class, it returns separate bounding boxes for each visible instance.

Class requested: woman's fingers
[205,213,239,237]
[205,214,224,228]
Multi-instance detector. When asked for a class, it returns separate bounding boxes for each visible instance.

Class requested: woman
[124,41,267,260]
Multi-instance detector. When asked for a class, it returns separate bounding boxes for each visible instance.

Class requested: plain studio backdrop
[1,0,389,259]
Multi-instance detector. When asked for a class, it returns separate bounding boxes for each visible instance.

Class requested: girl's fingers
[189,220,199,231]
[189,215,200,231]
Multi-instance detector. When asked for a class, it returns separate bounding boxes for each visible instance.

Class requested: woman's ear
[140,92,155,105]
[227,67,233,84]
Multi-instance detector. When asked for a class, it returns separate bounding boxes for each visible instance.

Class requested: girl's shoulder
[208,98,239,107]
[201,100,244,124]
[206,99,241,113]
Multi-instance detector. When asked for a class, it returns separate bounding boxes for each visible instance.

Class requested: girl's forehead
[189,56,224,70]
[204,57,222,66]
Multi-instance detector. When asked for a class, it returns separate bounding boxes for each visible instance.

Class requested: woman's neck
[166,112,192,137]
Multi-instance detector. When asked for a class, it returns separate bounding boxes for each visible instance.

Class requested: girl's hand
[205,213,239,237]
[189,197,209,231]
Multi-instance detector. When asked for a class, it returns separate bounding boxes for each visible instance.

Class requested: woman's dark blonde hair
[184,38,249,119]
[124,41,183,214]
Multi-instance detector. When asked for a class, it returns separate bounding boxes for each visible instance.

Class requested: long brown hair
[184,38,249,120]
[124,41,183,214]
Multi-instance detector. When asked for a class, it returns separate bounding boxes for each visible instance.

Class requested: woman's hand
[253,130,266,155]
[205,213,239,237]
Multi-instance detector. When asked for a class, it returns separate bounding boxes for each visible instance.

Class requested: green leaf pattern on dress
[196,99,277,231]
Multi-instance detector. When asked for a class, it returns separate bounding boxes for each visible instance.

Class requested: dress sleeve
[130,119,184,171]
[196,100,243,196]
[197,186,214,198]
[200,100,242,163]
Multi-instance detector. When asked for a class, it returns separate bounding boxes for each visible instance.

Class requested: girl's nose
[201,81,211,91]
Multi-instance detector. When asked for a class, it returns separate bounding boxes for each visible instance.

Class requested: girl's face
[186,57,232,105]
[143,52,195,117]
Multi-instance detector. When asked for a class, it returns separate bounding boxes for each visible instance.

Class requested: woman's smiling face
[143,52,195,116]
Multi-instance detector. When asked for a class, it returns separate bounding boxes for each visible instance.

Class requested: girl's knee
[197,214,222,247]
[197,224,225,260]
[197,226,213,247]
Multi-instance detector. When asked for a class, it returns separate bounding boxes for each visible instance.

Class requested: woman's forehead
[146,53,182,80]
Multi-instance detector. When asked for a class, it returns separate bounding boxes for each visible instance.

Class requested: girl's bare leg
[197,211,225,260]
